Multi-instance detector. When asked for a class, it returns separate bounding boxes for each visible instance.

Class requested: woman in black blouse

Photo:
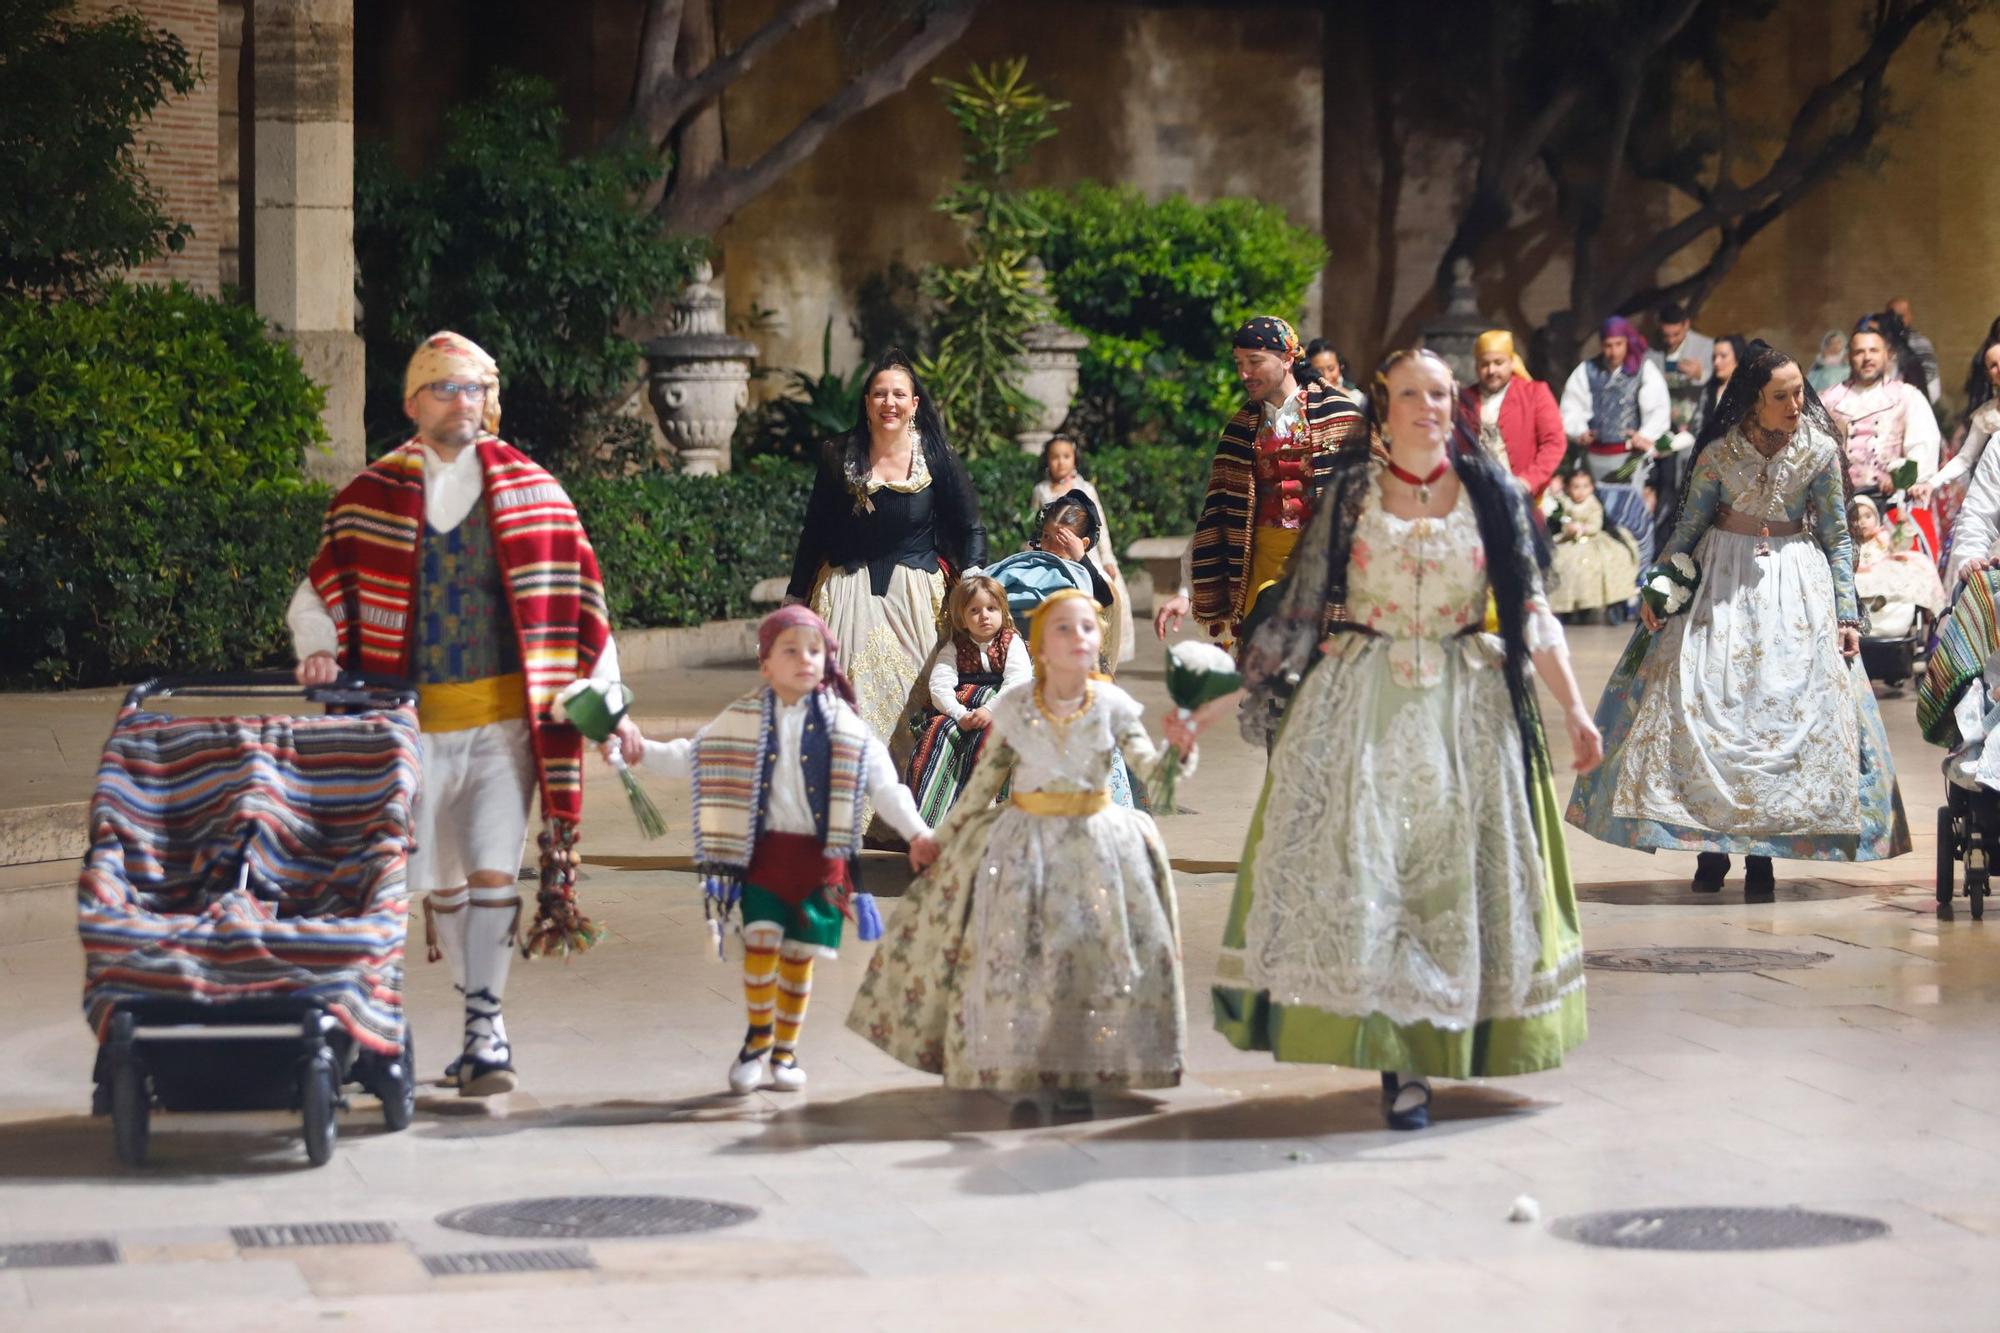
[786,350,987,746]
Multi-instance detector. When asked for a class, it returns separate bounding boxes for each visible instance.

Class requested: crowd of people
[291,297,1994,1130]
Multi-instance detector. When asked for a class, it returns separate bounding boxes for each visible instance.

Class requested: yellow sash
[1009,789,1112,817]
[419,672,528,733]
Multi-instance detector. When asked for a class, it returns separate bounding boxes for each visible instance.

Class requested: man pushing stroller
[287,331,637,1096]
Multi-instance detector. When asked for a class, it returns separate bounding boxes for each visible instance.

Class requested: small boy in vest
[609,606,936,1094]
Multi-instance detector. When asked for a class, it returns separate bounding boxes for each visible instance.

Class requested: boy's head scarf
[403,331,502,433]
[757,605,857,704]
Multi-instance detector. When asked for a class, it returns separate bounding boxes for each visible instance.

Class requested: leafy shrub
[735,320,869,465]
[355,75,703,462]
[920,60,1065,458]
[0,478,329,687]
[567,458,815,630]
[0,282,327,490]
[1034,184,1325,447]
[0,0,199,296]
[573,444,1206,632]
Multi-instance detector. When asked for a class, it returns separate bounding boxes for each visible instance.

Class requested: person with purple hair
[1560,316,1672,490]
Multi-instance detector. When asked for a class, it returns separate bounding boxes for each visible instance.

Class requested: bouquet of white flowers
[1149,640,1241,813]
[553,679,667,840]
[1640,552,1701,619]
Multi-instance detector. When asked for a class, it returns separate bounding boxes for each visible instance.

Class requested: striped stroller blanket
[78,705,420,1054]
[1919,573,2000,746]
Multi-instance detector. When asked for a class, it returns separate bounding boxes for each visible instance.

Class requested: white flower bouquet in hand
[1640,553,1701,619]
[1150,640,1240,813]
[553,679,666,839]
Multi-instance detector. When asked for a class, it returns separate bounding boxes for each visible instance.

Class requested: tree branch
[1600,0,1941,305]
[635,0,838,148]
[619,0,688,144]
[658,0,978,235]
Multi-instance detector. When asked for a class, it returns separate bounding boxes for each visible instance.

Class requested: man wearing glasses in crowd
[286,332,637,1098]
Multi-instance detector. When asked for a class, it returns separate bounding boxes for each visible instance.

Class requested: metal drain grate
[1585,947,1832,973]
[422,1248,596,1277]
[0,1239,119,1270]
[230,1221,402,1248]
[436,1195,757,1239]
[1554,1206,1888,1251]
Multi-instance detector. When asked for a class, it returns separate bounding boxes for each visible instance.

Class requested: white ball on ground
[1507,1194,1541,1224]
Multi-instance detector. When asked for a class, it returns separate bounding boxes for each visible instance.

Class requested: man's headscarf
[404,331,502,433]
[1475,329,1530,381]
[757,605,857,704]
[1599,317,1648,376]
[1233,315,1303,363]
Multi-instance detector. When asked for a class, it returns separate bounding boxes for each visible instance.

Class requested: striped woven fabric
[306,437,610,824]
[1190,382,1368,626]
[77,706,420,1054]
[1919,574,2000,746]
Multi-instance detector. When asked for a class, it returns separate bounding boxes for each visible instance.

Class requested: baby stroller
[1918,577,2000,919]
[1858,605,1937,690]
[78,673,421,1166]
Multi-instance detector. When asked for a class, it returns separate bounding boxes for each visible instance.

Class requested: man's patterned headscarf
[1232,315,1303,362]
[403,331,501,433]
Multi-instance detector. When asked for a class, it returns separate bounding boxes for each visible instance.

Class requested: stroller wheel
[1937,806,1957,909]
[380,1028,416,1132]
[111,1049,150,1167]
[300,1051,338,1167]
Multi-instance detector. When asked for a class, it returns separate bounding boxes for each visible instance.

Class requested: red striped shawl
[305,437,611,827]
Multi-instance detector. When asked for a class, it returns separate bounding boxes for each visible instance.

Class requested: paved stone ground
[2,625,1997,1331]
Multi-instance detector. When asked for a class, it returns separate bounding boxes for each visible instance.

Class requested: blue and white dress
[1568,424,1910,860]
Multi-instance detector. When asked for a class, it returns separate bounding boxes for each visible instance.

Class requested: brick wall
[74,0,223,294]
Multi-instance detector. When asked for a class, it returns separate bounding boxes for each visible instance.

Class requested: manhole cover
[422,1247,596,1276]
[1554,1206,1887,1251]
[0,1239,119,1269]
[231,1221,401,1248]
[1585,947,1831,973]
[1576,878,1877,906]
[436,1195,757,1239]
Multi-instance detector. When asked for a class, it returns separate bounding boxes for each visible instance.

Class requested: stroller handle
[123,671,419,712]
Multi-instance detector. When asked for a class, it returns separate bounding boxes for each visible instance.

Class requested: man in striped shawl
[1154,315,1369,650]
[287,331,637,1096]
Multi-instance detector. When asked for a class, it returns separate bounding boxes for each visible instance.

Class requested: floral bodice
[1341,482,1494,688]
[932,680,1173,843]
[1663,425,1856,620]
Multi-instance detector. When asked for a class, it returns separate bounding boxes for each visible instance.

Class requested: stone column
[248,0,362,482]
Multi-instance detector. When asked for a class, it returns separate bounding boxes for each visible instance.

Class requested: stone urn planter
[1421,256,1490,389]
[642,262,757,475]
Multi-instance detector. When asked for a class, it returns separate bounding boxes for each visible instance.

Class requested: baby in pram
[1849,495,1945,638]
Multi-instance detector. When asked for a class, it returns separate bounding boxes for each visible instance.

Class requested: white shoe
[727,1052,769,1095]
[768,1058,807,1092]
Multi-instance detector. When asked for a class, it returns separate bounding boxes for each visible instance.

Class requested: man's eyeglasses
[425,380,489,402]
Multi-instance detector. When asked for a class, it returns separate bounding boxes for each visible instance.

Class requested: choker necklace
[1386,457,1451,504]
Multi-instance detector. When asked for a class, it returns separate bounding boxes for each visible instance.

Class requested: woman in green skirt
[1173,348,1603,1129]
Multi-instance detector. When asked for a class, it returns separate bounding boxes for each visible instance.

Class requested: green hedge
[3,445,1208,685]
[576,444,1207,632]
[1,478,328,687]
[0,282,327,490]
